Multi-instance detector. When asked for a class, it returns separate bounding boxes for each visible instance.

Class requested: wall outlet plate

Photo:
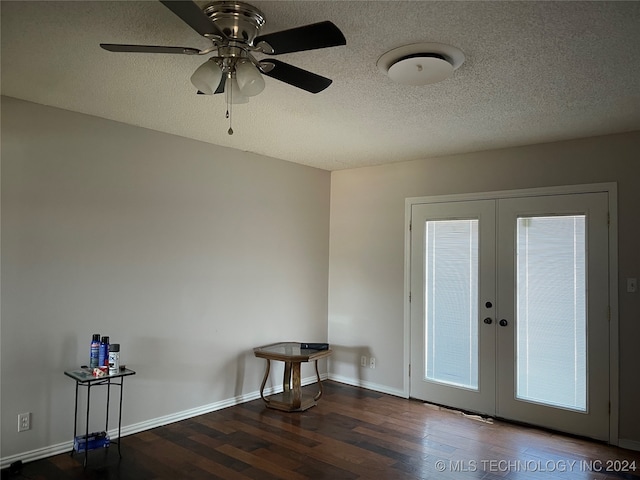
[18,412,30,432]
[369,357,376,369]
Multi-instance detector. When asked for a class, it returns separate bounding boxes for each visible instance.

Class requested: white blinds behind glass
[516,215,586,411]
[424,220,479,389]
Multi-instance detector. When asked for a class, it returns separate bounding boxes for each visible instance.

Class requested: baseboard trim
[328,373,406,398]
[0,440,74,471]
[0,373,327,469]
[618,439,640,452]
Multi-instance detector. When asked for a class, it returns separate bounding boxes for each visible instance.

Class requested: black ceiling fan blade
[215,75,227,94]
[100,44,200,54]
[160,1,224,38]
[260,59,332,93]
[254,21,346,55]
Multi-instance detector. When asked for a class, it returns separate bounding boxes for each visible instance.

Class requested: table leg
[105,378,111,436]
[313,359,324,401]
[84,384,91,468]
[291,362,302,409]
[283,361,292,393]
[71,382,79,456]
[117,378,124,457]
[259,359,271,405]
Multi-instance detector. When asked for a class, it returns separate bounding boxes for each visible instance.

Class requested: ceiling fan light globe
[190,60,222,95]
[225,77,250,104]
[235,60,265,97]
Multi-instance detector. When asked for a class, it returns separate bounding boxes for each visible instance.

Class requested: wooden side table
[253,342,332,412]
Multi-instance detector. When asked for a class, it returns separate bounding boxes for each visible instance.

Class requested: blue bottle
[99,336,110,367]
[90,334,100,368]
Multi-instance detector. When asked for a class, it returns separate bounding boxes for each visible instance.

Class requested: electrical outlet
[18,412,31,432]
[360,355,367,367]
[369,357,376,369]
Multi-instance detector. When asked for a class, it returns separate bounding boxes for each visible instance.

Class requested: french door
[409,191,610,440]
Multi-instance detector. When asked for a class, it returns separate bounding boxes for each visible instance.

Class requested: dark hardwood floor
[4,381,640,479]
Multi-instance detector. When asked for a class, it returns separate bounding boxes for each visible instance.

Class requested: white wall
[3,95,638,463]
[1,97,331,461]
[328,131,640,444]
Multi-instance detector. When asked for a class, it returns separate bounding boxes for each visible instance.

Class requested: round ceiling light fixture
[377,43,465,86]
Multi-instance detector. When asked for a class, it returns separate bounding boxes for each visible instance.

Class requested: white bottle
[108,343,120,375]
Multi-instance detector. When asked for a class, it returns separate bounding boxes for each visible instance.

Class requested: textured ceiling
[2,1,640,170]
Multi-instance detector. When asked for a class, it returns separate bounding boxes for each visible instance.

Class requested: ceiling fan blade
[260,59,332,93]
[215,75,227,94]
[160,1,224,38]
[254,21,346,55]
[100,44,200,55]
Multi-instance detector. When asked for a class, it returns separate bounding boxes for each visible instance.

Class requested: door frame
[403,182,619,445]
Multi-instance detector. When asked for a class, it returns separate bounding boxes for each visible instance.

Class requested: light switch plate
[627,278,637,293]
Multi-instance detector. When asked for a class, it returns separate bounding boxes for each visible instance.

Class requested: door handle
[499,319,508,327]
[483,317,493,325]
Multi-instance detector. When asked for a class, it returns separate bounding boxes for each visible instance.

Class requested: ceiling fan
[100,1,346,108]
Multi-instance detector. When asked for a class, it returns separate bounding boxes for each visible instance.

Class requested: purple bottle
[90,334,100,368]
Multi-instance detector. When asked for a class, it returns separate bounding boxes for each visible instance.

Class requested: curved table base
[258,358,325,412]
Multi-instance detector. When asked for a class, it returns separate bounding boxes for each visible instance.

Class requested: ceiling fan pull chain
[227,92,234,136]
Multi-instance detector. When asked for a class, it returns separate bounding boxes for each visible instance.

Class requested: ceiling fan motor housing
[203,1,265,44]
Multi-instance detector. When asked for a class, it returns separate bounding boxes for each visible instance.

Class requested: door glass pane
[424,220,478,389]
[516,215,586,411]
